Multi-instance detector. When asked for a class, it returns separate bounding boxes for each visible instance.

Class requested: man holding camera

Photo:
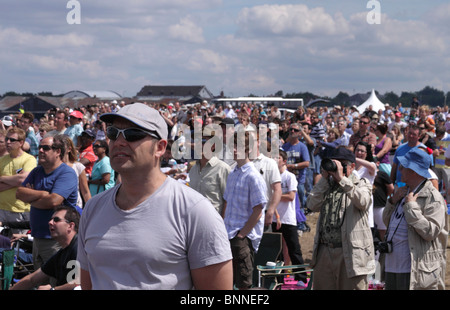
[382,148,448,290]
[306,147,375,290]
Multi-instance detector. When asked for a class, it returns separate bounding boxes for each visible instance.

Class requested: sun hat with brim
[100,102,168,140]
[396,148,431,179]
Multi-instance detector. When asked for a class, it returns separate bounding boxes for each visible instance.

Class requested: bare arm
[264,182,281,226]
[287,161,310,171]
[191,260,233,290]
[221,201,227,219]
[88,173,111,186]
[390,162,398,183]
[79,157,91,166]
[78,171,91,204]
[0,172,30,187]
[10,268,48,290]
[80,268,92,290]
[280,190,296,202]
[16,187,64,209]
[0,171,30,191]
[355,158,377,176]
[375,137,392,159]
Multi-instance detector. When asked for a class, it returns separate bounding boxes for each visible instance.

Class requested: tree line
[274,86,449,108]
[3,85,449,108]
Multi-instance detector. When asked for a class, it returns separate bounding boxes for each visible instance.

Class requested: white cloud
[168,17,205,43]
[236,4,349,38]
[1,1,449,98]
[0,27,93,49]
[186,49,230,73]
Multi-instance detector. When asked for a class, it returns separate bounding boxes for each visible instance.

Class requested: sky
[0,0,449,99]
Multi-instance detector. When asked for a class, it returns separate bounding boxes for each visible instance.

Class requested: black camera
[377,241,393,254]
[321,158,347,175]
[321,158,337,172]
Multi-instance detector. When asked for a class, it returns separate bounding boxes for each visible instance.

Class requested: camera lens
[321,158,337,172]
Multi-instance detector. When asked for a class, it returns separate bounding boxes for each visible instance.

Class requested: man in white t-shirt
[271,149,308,284]
[77,103,233,290]
[248,127,281,228]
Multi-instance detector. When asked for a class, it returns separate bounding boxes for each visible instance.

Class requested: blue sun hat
[396,148,431,179]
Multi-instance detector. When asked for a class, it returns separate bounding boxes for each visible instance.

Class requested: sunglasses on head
[38,144,54,151]
[106,126,160,142]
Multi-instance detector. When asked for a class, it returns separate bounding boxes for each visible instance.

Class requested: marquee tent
[357,89,385,113]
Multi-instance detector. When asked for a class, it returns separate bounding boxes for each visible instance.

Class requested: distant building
[136,85,214,104]
[0,96,60,119]
[63,90,122,100]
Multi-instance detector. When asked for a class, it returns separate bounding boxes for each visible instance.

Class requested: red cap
[70,111,84,119]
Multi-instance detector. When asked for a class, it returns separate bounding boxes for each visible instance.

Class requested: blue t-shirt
[23,163,78,239]
[64,124,83,147]
[89,156,115,196]
[282,141,310,185]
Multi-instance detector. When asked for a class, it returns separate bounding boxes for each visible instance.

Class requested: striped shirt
[310,122,326,140]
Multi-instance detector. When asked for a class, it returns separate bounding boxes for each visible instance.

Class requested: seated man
[11,205,80,290]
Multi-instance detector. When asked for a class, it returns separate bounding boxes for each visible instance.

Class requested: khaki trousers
[313,244,368,290]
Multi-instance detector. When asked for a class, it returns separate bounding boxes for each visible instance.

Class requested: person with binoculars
[306,147,375,290]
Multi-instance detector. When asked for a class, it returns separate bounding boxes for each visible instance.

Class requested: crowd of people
[0,96,448,290]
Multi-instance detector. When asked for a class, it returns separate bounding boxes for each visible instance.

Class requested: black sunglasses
[360,121,370,125]
[106,126,160,142]
[93,144,104,148]
[38,144,54,151]
[51,216,70,223]
[5,137,21,143]
[290,128,301,132]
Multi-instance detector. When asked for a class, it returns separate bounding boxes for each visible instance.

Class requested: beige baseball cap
[100,103,168,140]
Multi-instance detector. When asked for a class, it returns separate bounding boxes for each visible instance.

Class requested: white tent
[357,89,385,114]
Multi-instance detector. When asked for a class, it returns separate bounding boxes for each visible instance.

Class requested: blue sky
[0,1,449,99]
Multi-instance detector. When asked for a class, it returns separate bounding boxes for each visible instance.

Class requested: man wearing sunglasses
[282,123,310,210]
[11,205,80,290]
[17,136,78,272]
[77,102,233,290]
[0,127,37,236]
[348,115,377,152]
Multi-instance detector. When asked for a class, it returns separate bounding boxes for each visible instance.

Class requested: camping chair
[0,249,15,290]
[12,239,34,280]
[256,264,314,290]
[252,232,283,289]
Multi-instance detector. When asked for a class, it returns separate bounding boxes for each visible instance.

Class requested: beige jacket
[383,180,448,290]
[307,173,376,278]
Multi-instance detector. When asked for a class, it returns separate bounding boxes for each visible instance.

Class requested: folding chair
[252,232,283,289]
[12,239,34,280]
[0,249,15,290]
[256,264,314,290]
